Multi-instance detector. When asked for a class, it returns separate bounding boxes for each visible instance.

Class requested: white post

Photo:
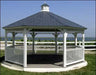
[5,30,7,61]
[82,32,85,61]
[55,32,58,54]
[63,32,67,67]
[12,32,15,47]
[32,31,36,54]
[74,33,77,46]
[23,29,27,67]
[33,32,35,53]
[79,41,81,46]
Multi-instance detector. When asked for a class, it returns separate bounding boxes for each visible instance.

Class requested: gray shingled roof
[3,11,87,30]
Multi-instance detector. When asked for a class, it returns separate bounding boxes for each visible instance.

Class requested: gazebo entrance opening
[5,29,85,68]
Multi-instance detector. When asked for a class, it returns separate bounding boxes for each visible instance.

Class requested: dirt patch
[85,50,96,54]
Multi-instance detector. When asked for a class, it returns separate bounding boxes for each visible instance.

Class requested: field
[0,51,96,75]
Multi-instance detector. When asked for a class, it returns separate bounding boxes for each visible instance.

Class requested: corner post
[55,31,58,54]
[82,32,85,61]
[12,32,15,47]
[32,31,36,54]
[5,30,7,61]
[73,33,77,46]
[63,32,67,67]
[23,28,27,67]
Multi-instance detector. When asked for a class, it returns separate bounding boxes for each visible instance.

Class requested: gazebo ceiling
[3,4,87,31]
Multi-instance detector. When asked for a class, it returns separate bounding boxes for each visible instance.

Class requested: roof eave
[3,25,87,31]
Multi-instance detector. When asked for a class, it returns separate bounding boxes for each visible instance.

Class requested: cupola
[41,3,49,12]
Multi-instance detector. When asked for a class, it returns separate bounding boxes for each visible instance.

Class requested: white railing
[6,46,23,65]
[0,41,96,50]
[66,47,83,65]
[5,45,83,66]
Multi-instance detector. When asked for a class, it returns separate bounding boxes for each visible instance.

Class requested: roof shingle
[3,11,87,29]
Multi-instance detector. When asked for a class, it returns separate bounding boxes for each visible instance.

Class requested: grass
[0,50,96,75]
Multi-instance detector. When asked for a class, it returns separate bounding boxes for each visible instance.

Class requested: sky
[1,1,95,37]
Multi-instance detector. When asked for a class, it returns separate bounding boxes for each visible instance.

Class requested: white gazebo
[2,3,87,72]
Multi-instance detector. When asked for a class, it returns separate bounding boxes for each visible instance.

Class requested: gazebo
[2,3,87,72]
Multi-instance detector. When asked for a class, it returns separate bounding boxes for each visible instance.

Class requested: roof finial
[44,1,46,4]
[44,0,47,4]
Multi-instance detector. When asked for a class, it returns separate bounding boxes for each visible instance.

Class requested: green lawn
[0,51,96,75]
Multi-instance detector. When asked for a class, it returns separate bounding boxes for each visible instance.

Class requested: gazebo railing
[6,46,23,65]
[66,47,83,65]
[6,45,83,65]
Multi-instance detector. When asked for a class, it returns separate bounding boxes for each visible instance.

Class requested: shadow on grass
[0,56,4,63]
